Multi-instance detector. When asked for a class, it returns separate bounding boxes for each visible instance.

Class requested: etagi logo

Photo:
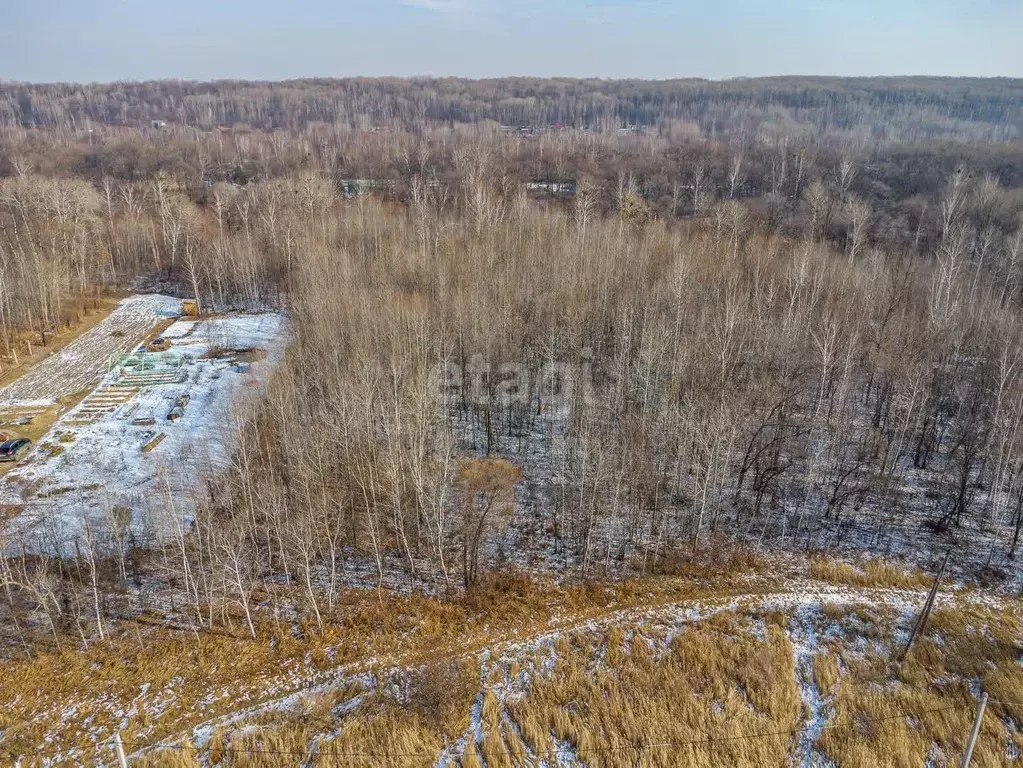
[429,353,596,410]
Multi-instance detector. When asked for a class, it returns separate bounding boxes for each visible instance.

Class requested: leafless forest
[1,76,1022,650]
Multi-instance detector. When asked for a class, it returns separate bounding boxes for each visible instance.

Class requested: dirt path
[133,580,1007,761]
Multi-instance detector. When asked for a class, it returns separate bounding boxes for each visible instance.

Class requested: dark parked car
[0,438,31,462]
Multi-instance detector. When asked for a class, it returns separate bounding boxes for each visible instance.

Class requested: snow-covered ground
[0,309,288,554]
[0,294,181,406]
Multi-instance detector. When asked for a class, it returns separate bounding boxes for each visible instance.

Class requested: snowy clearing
[0,294,181,407]
[0,307,288,554]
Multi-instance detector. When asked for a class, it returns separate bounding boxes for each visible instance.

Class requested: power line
[95,702,963,760]
[2,698,970,762]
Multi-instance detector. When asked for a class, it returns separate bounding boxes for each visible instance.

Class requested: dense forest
[2,76,1022,142]
[0,77,1022,654]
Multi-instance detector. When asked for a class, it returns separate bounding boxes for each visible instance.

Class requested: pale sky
[0,0,1020,82]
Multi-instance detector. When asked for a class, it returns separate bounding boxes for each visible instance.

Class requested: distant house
[525,181,577,197]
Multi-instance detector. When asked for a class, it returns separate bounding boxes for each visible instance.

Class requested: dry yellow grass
[507,611,802,768]
[817,603,1023,767]
[134,744,202,767]
[69,596,1023,768]
[0,576,562,761]
[314,703,449,768]
[808,556,931,589]
[479,690,514,768]
[315,710,441,768]
[813,651,840,696]
[196,660,480,768]
[3,556,1016,766]
[203,689,347,767]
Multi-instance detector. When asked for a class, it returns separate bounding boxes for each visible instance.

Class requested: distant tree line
[1,76,1020,143]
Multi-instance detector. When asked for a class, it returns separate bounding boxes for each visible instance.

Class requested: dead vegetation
[312,661,477,768]
[507,612,801,767]
[808,556,932,590]
[0,567,737,763]
[815,603,1023,766]
[1,79,1022,768]
[84,585,1023,768]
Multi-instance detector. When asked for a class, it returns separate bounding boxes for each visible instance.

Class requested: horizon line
[3,74,1022,88]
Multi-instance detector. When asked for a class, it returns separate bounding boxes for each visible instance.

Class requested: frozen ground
[0,294,181,406]
[442,397,1023,589]
[0,310,288,554]
[13,580,1005,766]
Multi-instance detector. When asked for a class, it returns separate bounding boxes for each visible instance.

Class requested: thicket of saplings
[0,124,1021,656]
[1,118,1020,353]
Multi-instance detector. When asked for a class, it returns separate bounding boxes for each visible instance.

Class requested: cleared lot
[0,306,287,553]
[0,294,180,406]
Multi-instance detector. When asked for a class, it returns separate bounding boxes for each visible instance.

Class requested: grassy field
[122,599,1022,768]
[1,553,1020,767]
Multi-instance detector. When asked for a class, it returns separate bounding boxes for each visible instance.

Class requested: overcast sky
[1,0,1021,83]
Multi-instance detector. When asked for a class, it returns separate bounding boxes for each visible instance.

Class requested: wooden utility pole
[960,692,988,767]
[899,550,949,664]
[114,732,129,768]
